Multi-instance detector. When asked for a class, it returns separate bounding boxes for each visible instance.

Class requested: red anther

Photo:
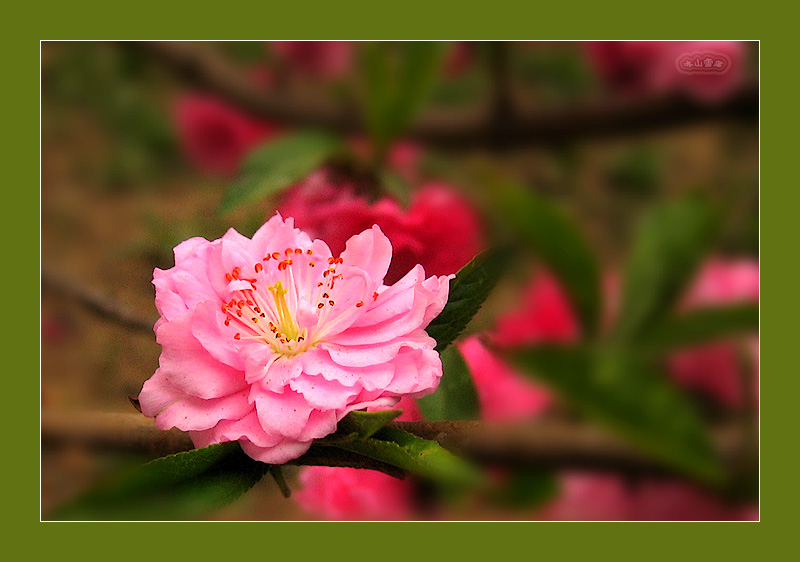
[254,306,261,313]
[329,300,335,306]
[298,336,305,341]
[221,304,228,313]
[323,270,329,277]
[252,317,258,323]
[336,257,343,264]
[286,259,292,265]
[234,333,241,340]
[224,318,230,326]
[232,267,241,279]
[318,303,324,309]
[272,252,281,260]
[328,257,336,264]
[373,292,379,300]
[309,262,315,267]
[246,300,253,306]
[285,248,293,257]
[295,248,302,254]
[278,262,287,271]
[306,249,313,255]
[356,301,364,307]
[237,310,243,317]
[322,292,329,298]
[263,254,271,261]
[238,300,245,307]
[225,273,233,281]
[255,263,263,273]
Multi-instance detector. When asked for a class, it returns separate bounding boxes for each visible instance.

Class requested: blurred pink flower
[138,214,451,464]
[493,271,581,347]
[175,95,280,175]
[295,466,415,520]
[347,139,422,183]
[278,172,484,284]
[271,41,355,79]
[540,472,757,521]
[586,41,747,102]
[667,258,759,409]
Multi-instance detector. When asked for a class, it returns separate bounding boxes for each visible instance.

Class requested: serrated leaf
[417,345,481,421]
[508,346,723,483]
[333,409,403,439]
[51,442,268,521]
[641,304,759,353]
[325,427,482,488]
[492,180,601,336]
[426,246,512,352]
[614,194,719,342]
[220,131,342,214]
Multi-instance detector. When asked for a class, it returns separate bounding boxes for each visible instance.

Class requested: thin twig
[41,265,157,333]
[131,41,758,149]
[41,410,750,482]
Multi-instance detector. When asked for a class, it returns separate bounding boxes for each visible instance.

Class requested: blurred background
[41,40,759,520]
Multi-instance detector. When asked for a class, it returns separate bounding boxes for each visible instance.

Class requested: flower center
[267,281,301,342]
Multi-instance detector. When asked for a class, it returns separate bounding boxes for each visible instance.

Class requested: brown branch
[41,410,750,482]
[41,265,157,333]
[132,41,758,149]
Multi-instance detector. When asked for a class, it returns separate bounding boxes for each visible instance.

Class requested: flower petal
[340,224,392,288]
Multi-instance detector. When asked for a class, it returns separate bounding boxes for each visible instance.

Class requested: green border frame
[14,1,788,556]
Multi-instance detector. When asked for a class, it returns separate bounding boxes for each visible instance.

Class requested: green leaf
[417,345,481,421]
[326,427,483,489]
[641,304,759,353]
[491,180,601,336]
[614,194,719,342]
[219,131,342,214]
[508,346,723,483]
[362,42,446,156]
[333,409,403,440]
[491,469,559,509]
[426,246,513,352]
[51,443,268,521]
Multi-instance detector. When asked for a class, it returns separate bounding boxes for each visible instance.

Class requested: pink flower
[138,214,451,464]
[175,95,280,175]
[585,41,747,102]
[540,472,756,521]
[271,41,355,80]
[492,271,581,347]
[278,172,484,284]
[459,337,551,421]
[295,466,415,520]
[667,258,759,409]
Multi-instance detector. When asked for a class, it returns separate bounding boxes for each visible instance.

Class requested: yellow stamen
[268,281,300,341]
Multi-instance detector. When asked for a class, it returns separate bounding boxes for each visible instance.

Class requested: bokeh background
[41,41,759,520]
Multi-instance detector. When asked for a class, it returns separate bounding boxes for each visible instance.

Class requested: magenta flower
[138,215,451,464]
[174,95,280,176]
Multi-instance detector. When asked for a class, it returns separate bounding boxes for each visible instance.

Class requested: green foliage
[333,409,403,439]
[491,180,601,336]
[326,427,483,489]
[614,194,719,342]
[508,346,723,483]
[491,469,559,509]
[362,42,446,158]
[219,131,342,214]
[51,443,268,521]
[426,246,513,352]
[417,345,481,421]
[641,304,759,353]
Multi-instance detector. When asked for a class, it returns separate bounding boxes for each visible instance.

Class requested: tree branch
[41,410,750,482]
[41,265,157,333]
[132,41,758,149]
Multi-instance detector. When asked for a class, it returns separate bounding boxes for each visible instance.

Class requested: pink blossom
[586,41,747,102]
[540,472,756,521]
[667,258,759,409]
[459,337,551,421]
[295,466,415,520]
[175,95,280,175]
[271,41,355,80]
[138,214,451,464]
[278,172,484,284]
[492,271,581,347]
